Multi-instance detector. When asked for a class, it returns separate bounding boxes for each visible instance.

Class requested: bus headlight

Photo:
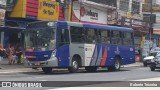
[52,49,56,57]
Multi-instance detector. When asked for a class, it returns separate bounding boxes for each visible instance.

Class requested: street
[1,66,160,81]
[0,64,160,90]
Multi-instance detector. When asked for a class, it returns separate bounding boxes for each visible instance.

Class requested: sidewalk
[121,62,143,67]
[0,58,25,69]
[0,58,33,73]
[0,63,39,74]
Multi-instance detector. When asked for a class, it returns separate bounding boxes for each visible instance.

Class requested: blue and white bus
[24,21,135,73]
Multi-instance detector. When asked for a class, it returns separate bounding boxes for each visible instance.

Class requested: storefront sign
[0,9,5,20]
[72,1,107,24]
[10,0,59,21]
[26,0,38,19]
[10,0,26,18]
[38,0,59,20]
[142,4,160,12]
[80,6,98,20]
[124,19,146,27]
[132,19,144,26]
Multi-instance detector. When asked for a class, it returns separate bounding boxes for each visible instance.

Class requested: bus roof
[58,21,133,32]
[83,23,133,32]
[27,20,133,32]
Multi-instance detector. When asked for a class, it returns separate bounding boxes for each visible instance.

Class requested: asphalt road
[0,66,160,90]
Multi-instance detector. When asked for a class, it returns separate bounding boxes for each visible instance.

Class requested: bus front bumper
[24,57,58,68]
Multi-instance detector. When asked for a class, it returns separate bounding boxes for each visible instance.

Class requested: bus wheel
[143,62,147,67]
[85,66,97,72]
[42,67,52,74]
[108,57,121,71]
[68,57,79,73]
[150,67,155,71]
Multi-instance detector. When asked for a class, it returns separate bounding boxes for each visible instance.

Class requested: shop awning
[0,26,25,33]
[82,1,116,11]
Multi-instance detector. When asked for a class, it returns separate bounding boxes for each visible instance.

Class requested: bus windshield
[24,28,56,51]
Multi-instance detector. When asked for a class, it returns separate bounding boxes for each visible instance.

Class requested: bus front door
[57,28,70,67]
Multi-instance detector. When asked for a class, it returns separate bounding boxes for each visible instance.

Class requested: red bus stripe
[101,48,107,66]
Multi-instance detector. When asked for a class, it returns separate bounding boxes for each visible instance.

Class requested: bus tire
[108,57,121,71]
[68,57,79,73]
[143,62,147,67]
[150,67,155,71]
[85,66,97,72]
[42,67,52,74]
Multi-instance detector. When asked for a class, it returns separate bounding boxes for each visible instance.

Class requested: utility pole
[64,0,71,21]
[115,0,118,25]
[79,0,82,22]
[149,0,153,50]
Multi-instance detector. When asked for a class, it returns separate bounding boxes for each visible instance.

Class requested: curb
[0,63,143,74]
[0,68,40,74]
[122,62,143,67]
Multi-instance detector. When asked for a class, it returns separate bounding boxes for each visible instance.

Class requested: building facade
[71,0,117,24]
[118,0,148,56]
[0,0,152,56]
[0,0,7,46]
[1,0,65,48]
[142,0,160,59]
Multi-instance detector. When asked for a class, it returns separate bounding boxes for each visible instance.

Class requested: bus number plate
[34,62,40,65]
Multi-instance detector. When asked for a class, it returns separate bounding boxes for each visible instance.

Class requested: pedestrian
[16,44,23,64]
[11,45,16,64]
[7,45,16,64]
[5,44,11,64]
[0,44,6,67]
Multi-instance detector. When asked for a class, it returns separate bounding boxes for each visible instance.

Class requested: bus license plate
[35,62,40,66]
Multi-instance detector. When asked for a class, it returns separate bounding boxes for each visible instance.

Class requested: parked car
[150,53,160,71]
[143,47,160,67]
[143,52,158,66]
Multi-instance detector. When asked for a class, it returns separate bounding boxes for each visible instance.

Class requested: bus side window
[100,29,110,44]
[96,29,101,43]
[85,28,97,44]
[58,28,70,47]
[70,26,85,43]
[111,31,122,45]
[123,32,133,45]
